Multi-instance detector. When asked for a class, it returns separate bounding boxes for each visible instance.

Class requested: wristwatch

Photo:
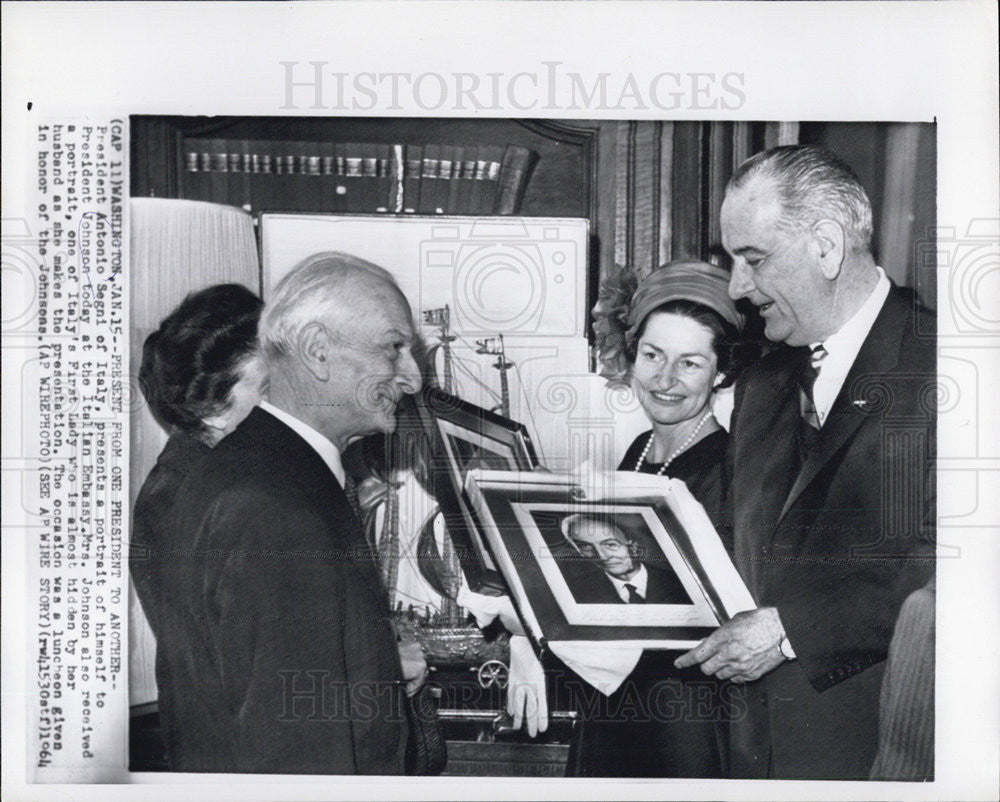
[779,634,796,660]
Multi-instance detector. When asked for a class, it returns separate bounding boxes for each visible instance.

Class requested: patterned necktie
[799,344,829,431]
[624,583,646,604]
[343,474,365,525]
[343,474,387,598]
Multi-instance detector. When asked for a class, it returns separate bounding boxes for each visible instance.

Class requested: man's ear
[811,218,847,280]
[298,322,332,381]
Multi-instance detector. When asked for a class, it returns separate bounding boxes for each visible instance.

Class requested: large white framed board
[259,213,589,338]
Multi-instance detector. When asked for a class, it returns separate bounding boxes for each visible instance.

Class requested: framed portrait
[415,386,540,589]
[464,470,756,650]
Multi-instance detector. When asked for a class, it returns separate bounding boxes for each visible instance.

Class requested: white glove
[495,594,526,637]
[507,634,548,737]
[568,458,618,501]
[456,583,526,637]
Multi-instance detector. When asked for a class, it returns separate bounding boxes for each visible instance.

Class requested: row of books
[181,138,537,216]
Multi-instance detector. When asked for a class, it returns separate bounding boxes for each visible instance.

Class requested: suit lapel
[778,288,909,522]
[247,407,342,505]
[247,407,386,600]
[739,354,804,520]
[731,353,803,592]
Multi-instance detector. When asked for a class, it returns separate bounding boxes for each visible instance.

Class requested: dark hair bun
[140,284,262,436]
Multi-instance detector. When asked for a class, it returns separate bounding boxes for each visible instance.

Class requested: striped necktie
[799,344,829,431]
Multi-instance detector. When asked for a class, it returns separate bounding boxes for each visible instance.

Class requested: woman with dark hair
[612,265,754,530]
[130,284,266,734]
[563,259,758,778]
[139,283,266,447]
[592,260,756,537]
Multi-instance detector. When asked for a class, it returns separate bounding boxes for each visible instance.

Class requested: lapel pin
[853,399,869,409]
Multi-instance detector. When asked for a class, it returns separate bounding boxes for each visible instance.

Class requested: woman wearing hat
[567,259,757,777]
[596,259,751,528]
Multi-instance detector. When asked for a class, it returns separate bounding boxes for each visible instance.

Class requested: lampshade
[129,198,259,330]
[128,198,259,706]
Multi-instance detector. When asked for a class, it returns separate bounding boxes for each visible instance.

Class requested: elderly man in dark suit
[561,513,689,604]
[676,145,935,779]
[161,252,425,774]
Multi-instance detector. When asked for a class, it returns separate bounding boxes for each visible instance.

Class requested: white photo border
[2,2,998,801]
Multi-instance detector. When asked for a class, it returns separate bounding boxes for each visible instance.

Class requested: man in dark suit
[561,513,690,604]
[676,145,935,779]
[160,253,425,773]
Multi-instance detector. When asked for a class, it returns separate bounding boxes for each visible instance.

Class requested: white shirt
[258,401,346,486]
[608,564,649,603]
[810,267,891,426]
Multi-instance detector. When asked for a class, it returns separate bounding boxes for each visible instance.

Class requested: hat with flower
[592,259,744,381]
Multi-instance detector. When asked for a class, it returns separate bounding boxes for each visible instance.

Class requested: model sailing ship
[356,304,513,667]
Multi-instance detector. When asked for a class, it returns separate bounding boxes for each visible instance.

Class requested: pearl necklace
[634,408,713,476]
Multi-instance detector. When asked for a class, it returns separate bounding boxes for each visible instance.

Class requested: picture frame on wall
[415,386,540,590]
[464,469,756,650]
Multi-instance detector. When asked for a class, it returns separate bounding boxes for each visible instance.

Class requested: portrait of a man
[559,513,692,606]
